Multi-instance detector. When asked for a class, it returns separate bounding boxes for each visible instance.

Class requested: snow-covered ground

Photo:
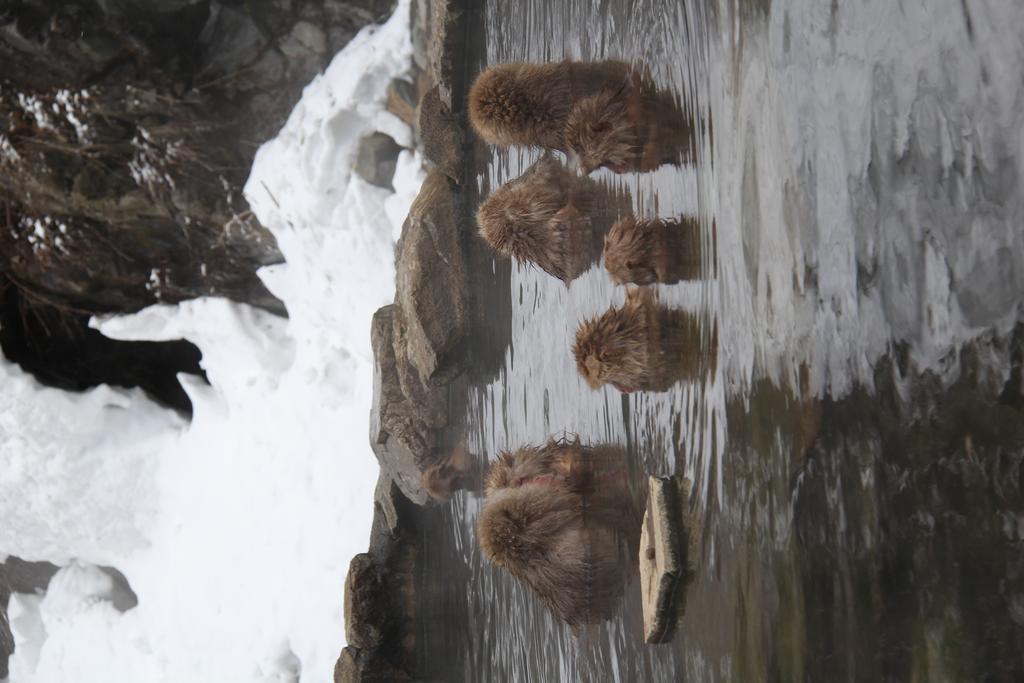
[1,1,424,681]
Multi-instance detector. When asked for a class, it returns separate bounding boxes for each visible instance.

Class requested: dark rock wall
[0,558,60,679]
[0,0,395,401]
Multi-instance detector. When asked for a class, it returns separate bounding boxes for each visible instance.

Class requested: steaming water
[420,1,1024,680]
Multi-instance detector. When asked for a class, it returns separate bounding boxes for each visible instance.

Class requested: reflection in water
[477,438,643,627]
[603,215,704,285]
[468,60,694,173]
[422,444,478,502]
[476,155,632,283]
[573,287,717,393]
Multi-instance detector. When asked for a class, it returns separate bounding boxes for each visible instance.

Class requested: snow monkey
[573,287,717,393]
[475,155,631,283]
[468,60,694,174]
[422,445,476,502]
[602,215,705,285]
[477,438,642,626]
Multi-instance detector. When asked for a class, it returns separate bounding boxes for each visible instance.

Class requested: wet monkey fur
[469,60,695,173]
[476,155,631,283]
[573,287,717,393]
[602,215,704,285]
[477,438,642,626]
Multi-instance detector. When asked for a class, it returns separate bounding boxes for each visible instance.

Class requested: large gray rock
[344,554,389,650]
[369,168,468,503]
[369,305,436,504]
[394,169,466,382]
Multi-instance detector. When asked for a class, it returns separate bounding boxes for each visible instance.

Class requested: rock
[410,0,431,73]
[344,554,389,650]
[385,79,419,130]
[337,481,420,683]
[280,21,328,59]
[369,305,436,504]
[416,86,464,183]
[373,472,403,534]
[639,476,693,644]
[394,169,466,381]
[0,283,205,414]
[334,646,412,683]
[354,133,403,190]
[424,0,469,110]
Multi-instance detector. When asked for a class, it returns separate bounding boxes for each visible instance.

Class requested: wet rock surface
[335,475,420,683]
[393,170,466,382]
[344,1,509,678]
[354,132,403,189]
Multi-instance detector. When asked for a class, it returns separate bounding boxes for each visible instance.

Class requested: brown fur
[468,62,576,149]
[476,155,628,283]
[477,438,640,626]
[564,87,638,174]
[469,60,694,174]
[603,215,703,285]
[565,70,695,174]
[484,439,589,494]
[422,445,473,502]
[573,288,717,392]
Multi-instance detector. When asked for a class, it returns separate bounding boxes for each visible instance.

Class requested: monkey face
[565,90,638,175]
[573,288,662,393]
[603,216,668,285]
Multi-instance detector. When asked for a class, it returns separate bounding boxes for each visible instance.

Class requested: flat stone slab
[640,476,692,643]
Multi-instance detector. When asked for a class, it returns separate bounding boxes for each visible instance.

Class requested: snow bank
[0,360,179,568]
[3,0,425,680]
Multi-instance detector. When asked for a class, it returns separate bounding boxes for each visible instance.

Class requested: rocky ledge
[337,0,485,680]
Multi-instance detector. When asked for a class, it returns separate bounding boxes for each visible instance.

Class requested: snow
[2,0,423,681]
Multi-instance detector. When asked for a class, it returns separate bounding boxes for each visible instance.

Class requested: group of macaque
[470,59,716,395]
[431,59,717,629]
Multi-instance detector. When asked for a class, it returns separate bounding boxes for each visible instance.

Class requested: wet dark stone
[335,474,423,683]
[354,132,403,189]
[0,278,205,415]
